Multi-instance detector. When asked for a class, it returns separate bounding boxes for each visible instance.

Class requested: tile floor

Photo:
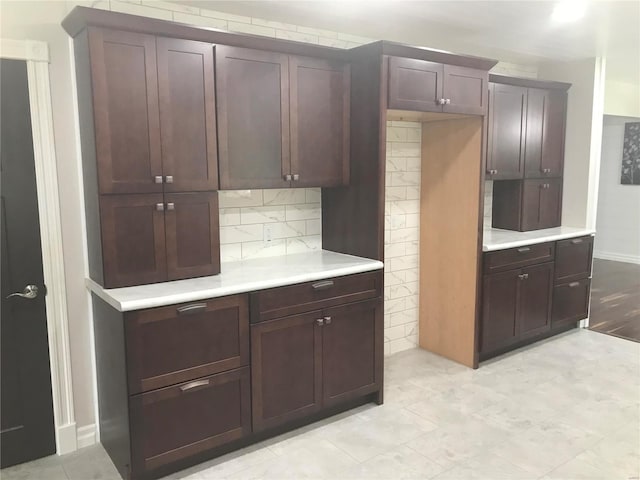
[2,329,638,480]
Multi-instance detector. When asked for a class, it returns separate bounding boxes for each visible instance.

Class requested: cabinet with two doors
[480,235,593,359]
[74,27,350,288]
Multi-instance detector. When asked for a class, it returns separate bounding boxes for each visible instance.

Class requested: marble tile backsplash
[384,121,422,356]
[218,189,321,262]
[484,180,493,228]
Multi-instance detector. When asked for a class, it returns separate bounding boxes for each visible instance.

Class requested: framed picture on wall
[621,122,640,185]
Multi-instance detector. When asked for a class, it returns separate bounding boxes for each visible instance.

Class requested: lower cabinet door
[164,192,220,281]
[480,269,519,353]
[519,262,554,339]
[251,311,323,432]
[129,367,251,475]
[322,298,382,407]
[552,278,591,327]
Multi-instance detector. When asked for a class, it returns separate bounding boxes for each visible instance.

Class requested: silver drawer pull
[517,247,531,253]
[312,280,334,291]
[568,282,580,288]
[180,379,210,392]
[176,303,207,315]
[570,239,583,245]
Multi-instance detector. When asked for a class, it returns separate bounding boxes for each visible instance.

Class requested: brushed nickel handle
[6,284,38,300]
[518,273,529,280]
[445,98,451,105]
[323,316,332,325]
[517,247,531,253]
[293,174,300,181]
[156,203,164,211]
[154,175,163,184]
[284,174,292,181]
[176,303,207,315]
[312,280,334,291]
[568,282,580,288]
[571,239,583,244]
[167,202,175,211]
[180,379,210,392]
[438,98,445,105]
[316,318,324,326]
[165,175,173,184]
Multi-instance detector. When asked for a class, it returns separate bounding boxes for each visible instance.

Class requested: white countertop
[87,250,384,312]
[483,226,595,252]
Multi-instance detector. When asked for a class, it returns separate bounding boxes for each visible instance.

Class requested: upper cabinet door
[541,90,567,177]
[442,65,488,115]
[157,38,218,192]
[164,192,220,281]
[388,57,443,112]
[487,83,527,179]
[289,56,350,187]
[216,46,290,189]
[89,28,162,194]
[523,88,547,178]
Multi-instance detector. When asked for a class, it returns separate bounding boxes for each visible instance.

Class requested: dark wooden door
[129,368,251,476]
[487,83,527,179]
[480,269,519,353]
[552,278,591,327]
[157,38,218,192]
[99,194,167,288]
[521,178,562,231]
[321,299,381,407]
[524,88,547,178]
[89,28,162,194]
[541,89,567,177]
[251,311,323,432]
[289,56,350,187]
[216,46,290,189]
[164,192,220,281]
[442,65,488,115]
[0,59,56,467]
[388,57,443,112]
[518,262,554,338]
[555,236,594,284]
[125,295,249,394]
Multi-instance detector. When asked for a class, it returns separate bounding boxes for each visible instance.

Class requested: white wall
[594,116,640,264]
[605,80,640,119]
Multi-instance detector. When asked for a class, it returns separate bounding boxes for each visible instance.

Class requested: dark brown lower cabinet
[251,297,383,432]
[129,368,251,475]
[552,278,591,328]
[518,262,553,339]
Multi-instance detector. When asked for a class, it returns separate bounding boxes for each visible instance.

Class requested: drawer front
[555,236,593,284]
[552,278,591,327]
[126,295,249,394]
[130,368,251,474]
[250,271,382,323]
[484,242,555,274]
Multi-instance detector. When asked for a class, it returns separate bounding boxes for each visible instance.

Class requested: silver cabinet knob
[165,175,173,184]
[438,98,446,105]
[154,175,163,184]
[6,284,39,300]
[167,202,175,211]
[293,174,300,181]
[323,316,332,325]
[284,174,292,181]
[156,203,165,211]
[518,273,529,280]
[445,98,451,104]
[316,318,324,326]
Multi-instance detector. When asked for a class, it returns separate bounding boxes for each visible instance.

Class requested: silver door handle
[167,202,175,211]
[323,316,332,325]
[293,174,300,181]
[165,175,174,184]
[154,175,163,184]
[6,284,38,299]
[445,98,451,104]
[316,318,324,326]
[179,379,210,392]
[284,174,292,181]
[438,98,445,105]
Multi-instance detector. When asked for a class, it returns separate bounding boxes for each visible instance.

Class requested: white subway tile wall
[484,180,493,228]
[384,121,422,356]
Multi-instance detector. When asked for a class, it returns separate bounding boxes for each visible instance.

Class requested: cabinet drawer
[250,271,382,323]
[552,278,591,327]
[483,242,555,274]
[555,236,593,284]
[130,367,251,474]
[126,295,249,394]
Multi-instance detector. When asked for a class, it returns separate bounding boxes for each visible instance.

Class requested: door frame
[0,39,77,455]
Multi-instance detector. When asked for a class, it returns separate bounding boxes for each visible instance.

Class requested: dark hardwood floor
[589,258,640,343]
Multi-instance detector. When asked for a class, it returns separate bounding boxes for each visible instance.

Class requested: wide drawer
[484,242,555,274]
[129,367,251,475]
[552,278,591,327]
[250,270,382,323]
[125,295,249,394]
[555,236,593,284]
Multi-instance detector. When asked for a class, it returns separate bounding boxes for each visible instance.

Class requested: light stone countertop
[483,226,595,252]
[86,250,384,312]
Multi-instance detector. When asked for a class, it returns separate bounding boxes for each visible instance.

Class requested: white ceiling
[182,0,640,83]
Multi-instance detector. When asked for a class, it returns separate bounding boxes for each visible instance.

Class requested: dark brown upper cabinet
[89,29,218,194]
[486,83,527,179]
[99,192,220,288]
[388,57,488,115]
[492,178,562,231]
[157,38,218,192]
[217,47,350,189]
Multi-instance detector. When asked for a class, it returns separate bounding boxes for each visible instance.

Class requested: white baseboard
[56,422,77,455]
[593,250,640,265]
[76,424,97,449]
